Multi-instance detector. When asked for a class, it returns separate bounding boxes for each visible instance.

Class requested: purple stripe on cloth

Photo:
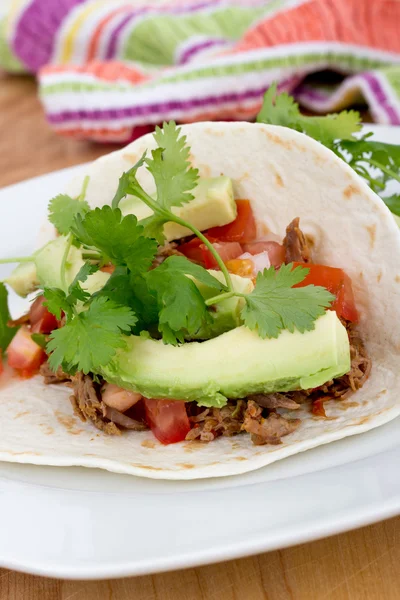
[12,0,86,72]
[178,38,228,65]
[45,76,301,125]
[293,86,330,103]
[361,72,400,125]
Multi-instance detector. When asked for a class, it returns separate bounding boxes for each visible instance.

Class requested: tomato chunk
[207,200,257,243]
[143,398,190,444]
[293,263,359,323]
[243,241,285,267]
[7,326,45,376]
[0,349,3,377]
[179,236,213,265]
[29,295,58,334]
[202,241,243,269]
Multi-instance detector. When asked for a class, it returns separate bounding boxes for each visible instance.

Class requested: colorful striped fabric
[1,0,400,142]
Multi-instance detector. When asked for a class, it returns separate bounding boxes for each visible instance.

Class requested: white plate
[0,125,399,580]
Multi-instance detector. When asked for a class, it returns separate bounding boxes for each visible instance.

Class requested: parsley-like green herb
[146,256,226,343]
[72,206,158,273]
[48,194,90,236]
[241,264,334,338]
[257,83,400,216]
[0,282,18,351]
[47,296,137,374]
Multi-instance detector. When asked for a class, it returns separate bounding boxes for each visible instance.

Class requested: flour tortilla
[1,122,400,480]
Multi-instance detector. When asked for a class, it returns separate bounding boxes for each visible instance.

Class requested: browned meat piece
[283,217,311,263]
[152,241,183,267]
[247,393,300,410]
[102,405,147,431]
[70,372,121,435]
[185,400,246,442]
[7,313,30,328]
[242,400,300,445]
[39,361,71,385]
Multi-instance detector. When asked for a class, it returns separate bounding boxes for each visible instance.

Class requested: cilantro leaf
[140,214,167,245]
[147,262,213,344]
[31,333,47,349]
[381,193,400,216]
[43,288,71,320]
[72,206,157,273]
[0,283,17,351]
[111,153,147,209]
[158,255,226,291]
[257,83,361,148]
[48,194,90,235]
[68,262,99,303]
[146,121,199,210]
[95,267,158,331]
[241,264,334,339]
[47,297,137,374]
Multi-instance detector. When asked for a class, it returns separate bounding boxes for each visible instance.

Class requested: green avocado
[7,237,110,297]
[188,270,253,339]
[101,310,351,407]
[120,176,237,241]
[5,261,39,296]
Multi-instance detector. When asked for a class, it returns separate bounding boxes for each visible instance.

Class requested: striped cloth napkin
[1,0,400,142]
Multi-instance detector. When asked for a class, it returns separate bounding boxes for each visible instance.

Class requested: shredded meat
[39,361,71,385]
[152,241,183,267]
[70,372,122,435]
[7,313,30,328]
[283,217,311,263]
[242,400,300,445]
[185,400,246,442]
[247,393,301,410]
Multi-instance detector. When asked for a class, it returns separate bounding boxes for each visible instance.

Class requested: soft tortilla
[1,122,400,480]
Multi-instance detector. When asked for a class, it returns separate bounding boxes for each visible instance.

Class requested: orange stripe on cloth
[87,6,132,61]
[54,126,132,142]
[41,61,150,84]
[223,0,400,55]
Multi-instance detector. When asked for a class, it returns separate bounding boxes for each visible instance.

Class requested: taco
[0,120,399,480]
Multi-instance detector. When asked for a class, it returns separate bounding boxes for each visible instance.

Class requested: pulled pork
[41,364,147,435]
[152,241,183,267]
[242,400,300,445]
[283,217,311,263]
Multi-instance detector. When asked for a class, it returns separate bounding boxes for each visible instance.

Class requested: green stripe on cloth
[122,4,272,65]
[0,17,25,72]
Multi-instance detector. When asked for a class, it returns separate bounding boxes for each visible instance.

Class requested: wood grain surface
[0,74,399,600]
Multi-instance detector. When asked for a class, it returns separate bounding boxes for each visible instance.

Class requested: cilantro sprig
[257,83,400,216]
[110,121,236,293]
[241,264,334,338]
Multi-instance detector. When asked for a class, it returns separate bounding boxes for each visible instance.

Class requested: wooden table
[0,74,399,600]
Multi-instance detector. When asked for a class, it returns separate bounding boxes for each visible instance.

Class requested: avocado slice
[101,310,351,407]
[120,176,237,241]
[5,261,39,297]
[188,270,253,339]
[6,237,110,297]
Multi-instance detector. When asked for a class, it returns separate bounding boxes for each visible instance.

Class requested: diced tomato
[293,263,359,323]
[29,295,58,334]
[7,326,45,376]
[0,350,3,377]
[207,200,257,243]
[143,398,190,444]
[243,241,285,267]
[179,236,212,265]
[100,264,115,274]
[202,241,243,269]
